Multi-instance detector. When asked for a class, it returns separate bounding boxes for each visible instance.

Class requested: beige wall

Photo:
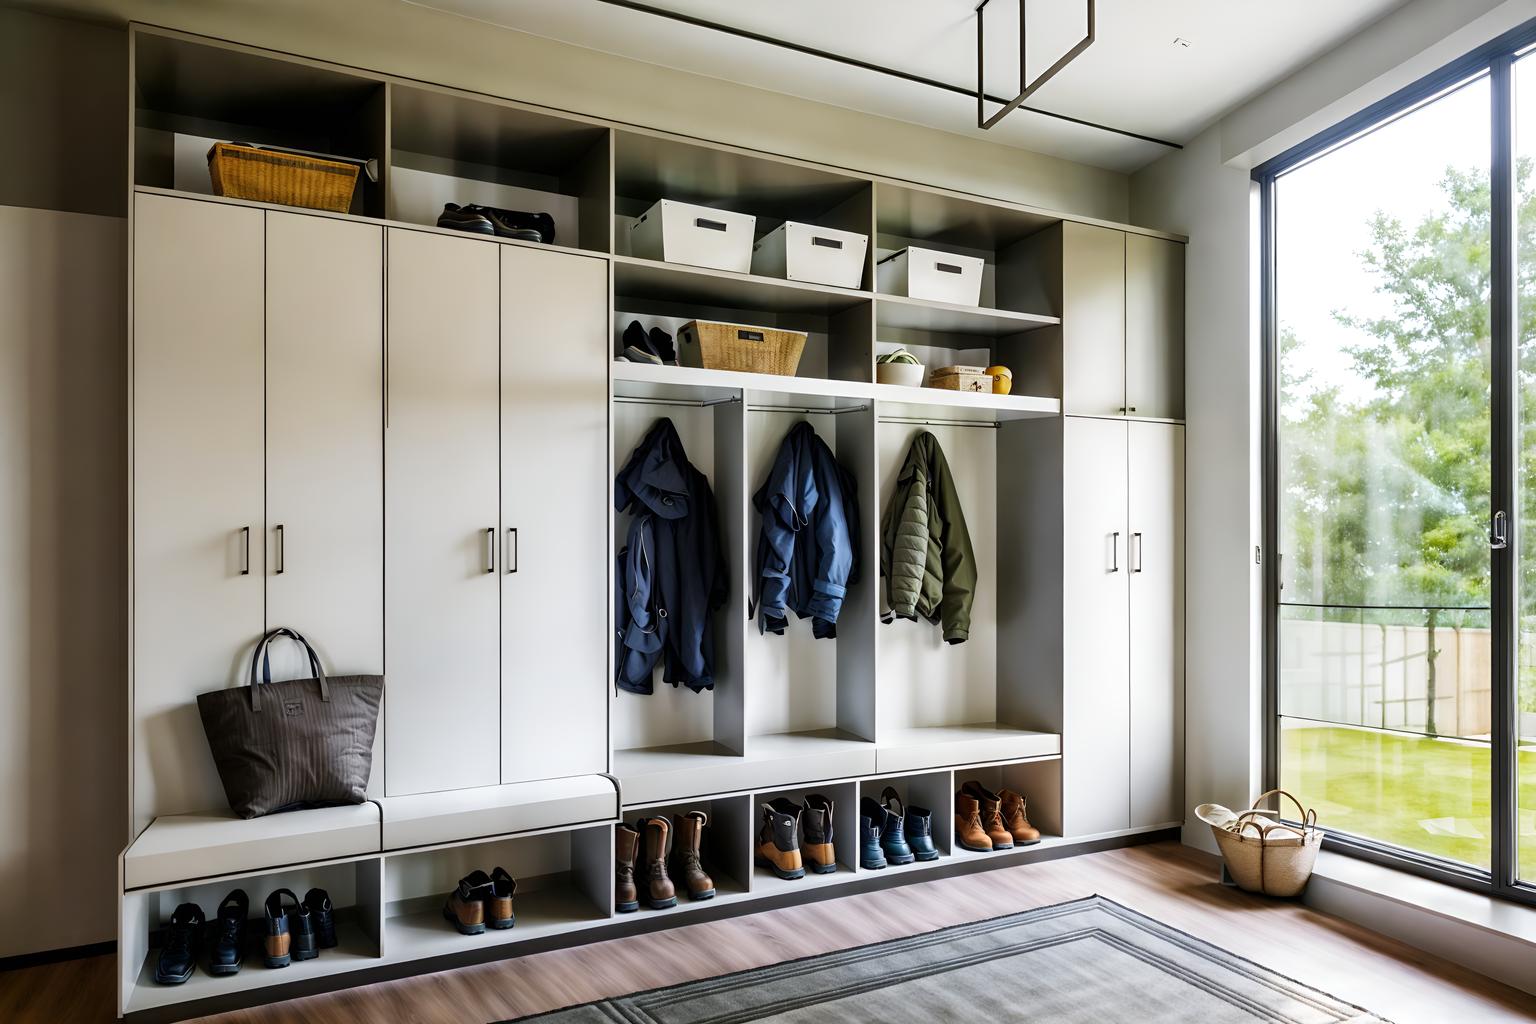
[0,203,127,958]
[20,0,1129,222]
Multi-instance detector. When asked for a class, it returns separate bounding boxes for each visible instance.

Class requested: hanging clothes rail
[748,404,868,415]
[613,395,740,408]
[879,416,1000,429]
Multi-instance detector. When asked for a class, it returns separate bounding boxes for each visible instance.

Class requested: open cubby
[750,781,859,895]
[133,31,387,217]
[383,827,611,959]
[388,84,611,251]
[951,758,1064,862]
[860,770,954,872]
[618,796,753,913]
[120,857,383,1015]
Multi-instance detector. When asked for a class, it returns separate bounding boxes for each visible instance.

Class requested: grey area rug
[511,895,1389,1024]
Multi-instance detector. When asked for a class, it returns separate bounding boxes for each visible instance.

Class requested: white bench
[376,774,619,851]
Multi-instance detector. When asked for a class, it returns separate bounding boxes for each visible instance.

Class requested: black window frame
[1255,17,1536,906]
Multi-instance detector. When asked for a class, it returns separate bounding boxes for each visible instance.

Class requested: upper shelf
[875,294,1058,336]
[876,181,1059,251]
[613,256,868,315]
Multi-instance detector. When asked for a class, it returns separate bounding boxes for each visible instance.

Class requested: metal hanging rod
[748,404,869,415]
[614,395,740,408]
[587,0,1179,150]
[880,416,1001,430]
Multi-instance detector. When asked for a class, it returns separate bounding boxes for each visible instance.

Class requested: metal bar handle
[1111,531,1120,573]
[484,528,496,573]
[240,526,250,576]
[506,527,518,574]
[275,524,285,575]
[1133,531,1143,573]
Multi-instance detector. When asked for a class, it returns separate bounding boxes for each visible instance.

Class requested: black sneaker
[207,890,246,976]
[303,888,337,949]
[622,320,662,365]
[437,203,495,235]
[154,903,204,985]
[462,204,555,244]
[648,326,676,364]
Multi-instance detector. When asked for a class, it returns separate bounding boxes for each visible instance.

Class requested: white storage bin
[751,221,868,288]
[877,246,984,306]
[629,199,756,273]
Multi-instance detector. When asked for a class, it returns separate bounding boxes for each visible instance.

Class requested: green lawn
[1279,724,1536,870]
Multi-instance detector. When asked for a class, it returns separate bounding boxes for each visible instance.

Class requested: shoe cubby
[119,856,383,1016]
[382,826,611,961]
[132,29,388,217]
[387,83,612,252]
[618,795,754,915]
[951,758,1063,864]
[610,385,749,803]
[749,780,860,895]
[743,394,878,751]
[858,771,953,873]
[613,130,874,287]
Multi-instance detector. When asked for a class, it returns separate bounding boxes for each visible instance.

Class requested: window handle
[1111,531,1120,573]
[1490,510,1509,550]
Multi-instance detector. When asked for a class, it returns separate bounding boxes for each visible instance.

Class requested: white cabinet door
[133,194,265,825]
[385,228,501,795]
[499,247,609,783]
[1061,416,1130,836]
[1126,234,1185,420]
[1061,224,1126,418]
[264,212,383,678]
[1129,422,1185,827]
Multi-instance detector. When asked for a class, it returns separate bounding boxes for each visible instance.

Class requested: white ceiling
[407,0,1412,172]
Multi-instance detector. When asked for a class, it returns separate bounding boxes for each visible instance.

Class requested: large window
[1261,29,1536,899]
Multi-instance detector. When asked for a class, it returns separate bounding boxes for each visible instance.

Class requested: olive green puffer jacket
[879,431,976,644]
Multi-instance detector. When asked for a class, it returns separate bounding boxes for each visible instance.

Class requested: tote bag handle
[247,628,330,710]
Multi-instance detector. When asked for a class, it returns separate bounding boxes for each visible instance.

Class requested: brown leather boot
[640,817,678,909]
[961,781,1013,850]
[998,788,1041,845]
[955,790,992,852]
[442,871,492,935]
[672,811,716,901]
[614,823,640,913]
[756,798,804,879]
[801,794,837,874]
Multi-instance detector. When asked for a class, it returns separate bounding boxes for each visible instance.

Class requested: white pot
[877,362,926,387]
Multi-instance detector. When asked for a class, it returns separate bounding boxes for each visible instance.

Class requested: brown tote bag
[197,628,383,819]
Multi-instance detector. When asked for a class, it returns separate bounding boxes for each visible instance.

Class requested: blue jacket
[750,421,860,639]
[614,419,727,694]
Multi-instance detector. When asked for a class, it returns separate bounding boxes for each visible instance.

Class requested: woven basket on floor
[207,142,360,213]
[1197,789,1322,898]
[678,319,806,376]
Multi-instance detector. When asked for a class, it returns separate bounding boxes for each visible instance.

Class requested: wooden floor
[5,841,1535,1023]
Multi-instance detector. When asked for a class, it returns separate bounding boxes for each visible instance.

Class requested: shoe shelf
[749,781,860,896]
[618,795,754,916]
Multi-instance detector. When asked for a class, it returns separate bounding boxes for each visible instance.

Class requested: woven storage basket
[1198,789,1322,898]
[928,365,991,393]
[678,320,807,376]
[208,143,360,213]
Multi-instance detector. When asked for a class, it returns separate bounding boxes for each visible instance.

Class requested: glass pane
[1513,51,1536,883]
[1275,74,1493,868]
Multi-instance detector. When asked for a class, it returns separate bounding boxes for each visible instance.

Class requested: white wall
[0,205,127,958]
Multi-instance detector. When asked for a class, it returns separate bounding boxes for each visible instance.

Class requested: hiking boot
[802,794,837,874]
[442,871,493,936]
[487,867,517,928]
[615,822,641,913]
[905,805,939,861]
[641,817,678,908]
[302,888,336,949]
[153,902,203,984]
[756,798,805,879]
[648,326,677,364]
[462,204,555,244]
[436,202,495,235]
[955,790,992,852]
[877,787,915,865]
[998,788,1041,846]
[672,811,716,900]
[266,888,315,966]
[208,890,246,976]
[961,781,1013,850]
[858,797,888,869]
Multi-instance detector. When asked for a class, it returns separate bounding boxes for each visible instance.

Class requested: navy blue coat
[614,419,727,694]
[750,421,860,639]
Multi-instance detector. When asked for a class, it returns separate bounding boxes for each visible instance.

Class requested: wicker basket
[208,143,360,213]
[927,365,991,393]
[678,320,806,376]
[1198,789,1322,898]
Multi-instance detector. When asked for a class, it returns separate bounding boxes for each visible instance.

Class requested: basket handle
[1234,810,1308,842]
[1250,789,1316,829]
